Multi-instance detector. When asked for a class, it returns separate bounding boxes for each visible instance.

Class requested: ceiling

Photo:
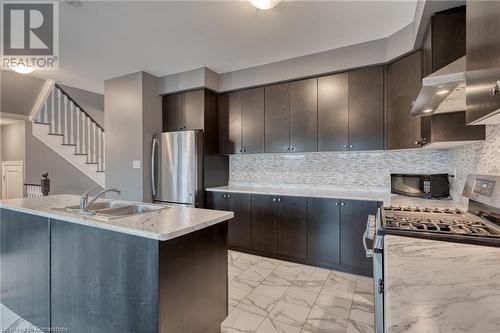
[34,0,419,93]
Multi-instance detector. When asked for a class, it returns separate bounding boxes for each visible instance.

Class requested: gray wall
[1,70,44,116]
[105,72,161,202]
[1,121,25,162]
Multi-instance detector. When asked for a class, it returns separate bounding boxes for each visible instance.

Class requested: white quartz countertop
[384,235,500,333]
[206,184,464,209]
[0,195,233,241]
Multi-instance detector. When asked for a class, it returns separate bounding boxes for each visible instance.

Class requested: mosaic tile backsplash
[229,124,500,196]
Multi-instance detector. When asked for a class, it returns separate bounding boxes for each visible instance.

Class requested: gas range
[378,175,500,247]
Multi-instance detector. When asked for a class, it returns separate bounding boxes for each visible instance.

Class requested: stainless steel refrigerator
[151,130,203,207]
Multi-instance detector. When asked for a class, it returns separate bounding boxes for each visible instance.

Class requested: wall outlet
[132,160,141,169]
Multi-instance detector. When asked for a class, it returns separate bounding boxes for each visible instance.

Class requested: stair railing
[33,83,105,172]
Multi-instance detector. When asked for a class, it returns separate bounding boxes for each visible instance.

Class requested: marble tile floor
[0,250,374,333]
[223,250,375,333]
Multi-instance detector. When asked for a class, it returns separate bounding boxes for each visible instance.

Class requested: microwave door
[391,175,423,197]
[153,131,199,205]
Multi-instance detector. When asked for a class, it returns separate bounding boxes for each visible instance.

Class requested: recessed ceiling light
[249,0,282,10]
[9,64,34,74]
[423,108,434,113]
[436,89,450,95]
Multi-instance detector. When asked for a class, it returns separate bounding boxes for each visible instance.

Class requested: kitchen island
[0,195,233,333]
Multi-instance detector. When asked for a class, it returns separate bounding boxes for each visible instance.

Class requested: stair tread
[86,162,99,164]
[74,153,88,155]
[34,121,51,125]
[48,132,64,136]
[61,143,77,146]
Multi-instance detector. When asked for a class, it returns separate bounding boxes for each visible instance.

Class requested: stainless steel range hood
[409,56,466,117]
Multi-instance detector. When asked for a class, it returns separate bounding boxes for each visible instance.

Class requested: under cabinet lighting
[423,108,434,113]
[436,89,450,95]
[249,0,282,10]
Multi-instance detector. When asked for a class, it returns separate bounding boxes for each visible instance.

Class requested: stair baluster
[86,115,91,160]
[102,132,105,171]
[50,89,55,133]
[81,111,86,155]
[69,102,74,145]
[76,107,80,153]
[57,89,62,134]
[63,95,68,143]
[92,122,97,163]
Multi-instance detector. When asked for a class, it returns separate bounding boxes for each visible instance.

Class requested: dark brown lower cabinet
[205,191,251,249]
[340,200,379,276]
[206,192,378,276]
[307,198,341,266]
[251,195,278,253]
[277,196,307,258]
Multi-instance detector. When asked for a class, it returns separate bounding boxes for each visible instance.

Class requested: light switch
[132,160,141,169]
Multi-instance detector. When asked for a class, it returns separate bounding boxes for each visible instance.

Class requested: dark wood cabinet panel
[277,196,307,259]
[206,191,227,211]
[241,87,265,154]
[340,200,378,276]
[318,73,349,151]
[183,89,205,130]
[307,198,340,266]
[348,66,384,151]
[227,193,252,249]
[220,92,243,154]
[265,83,290,153]
[0,209,49,330]
[466,1,500,124]
[290,78,318,152]
[386,51,425,150]
[164,93,183,132]
[430,111,485,143]
[251,195,278,254]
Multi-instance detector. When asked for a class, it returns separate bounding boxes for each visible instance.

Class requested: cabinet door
[227,193,252,249]
[0,210,50,330]
[466,1,500,124]
[241,87,265,154]
[219,92,242,154]
[307,198,340,266]
[290,78,318,152]
[183,90,205,130]
[163,93,183,132]
[386,51,425,150]
[205,191,228,211]
[318,73,349,151]
[340,200,379,276]
[265,83,290,153]
[251,194,277,254]
[348,66,384,151]
[277,196,307,258]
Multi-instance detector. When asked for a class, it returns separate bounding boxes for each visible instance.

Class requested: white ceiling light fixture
[249,0,282,10]
[9,64,35,74]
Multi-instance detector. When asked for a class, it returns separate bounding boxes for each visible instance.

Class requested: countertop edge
[0,201,234,241]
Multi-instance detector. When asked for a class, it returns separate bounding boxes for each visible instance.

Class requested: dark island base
[0,209,228,333]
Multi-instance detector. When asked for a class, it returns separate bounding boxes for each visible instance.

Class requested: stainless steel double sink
[52,201,166,220]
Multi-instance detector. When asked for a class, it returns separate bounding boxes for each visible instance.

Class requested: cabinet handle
[291,147,295,151]
[489,80,500,96]
[287,147,290,151]
[239,149,243,153]
[344,144,348,149]
[277,198,281,202]
[272,198,276,202]
[223,194,227,198]
[243,149,247,152]
[227,194,231,198]
[349,145,353,149]
[335,202,339,206]
[341,202,345,206]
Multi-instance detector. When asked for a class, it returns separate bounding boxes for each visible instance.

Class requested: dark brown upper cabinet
[290,78,318,152]
[163,89,204,132]
[318,73,349,151]
[466,1,500,124]
[348,66,385,151]
[219,89,264,154]
[422,6,466,76]
[386,51,430,150]
[265,83,290,153]
[241,87,265,154]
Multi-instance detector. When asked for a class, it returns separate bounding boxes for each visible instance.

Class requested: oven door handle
[363,215,375,258]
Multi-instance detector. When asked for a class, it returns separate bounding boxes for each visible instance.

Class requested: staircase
[31,81,105,186]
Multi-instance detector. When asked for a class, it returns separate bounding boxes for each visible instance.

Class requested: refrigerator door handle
[151,137,158,197]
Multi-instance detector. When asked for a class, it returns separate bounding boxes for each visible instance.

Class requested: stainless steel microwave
[391,174,450,199]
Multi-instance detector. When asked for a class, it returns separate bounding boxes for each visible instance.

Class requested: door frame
[1,160,24,199]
